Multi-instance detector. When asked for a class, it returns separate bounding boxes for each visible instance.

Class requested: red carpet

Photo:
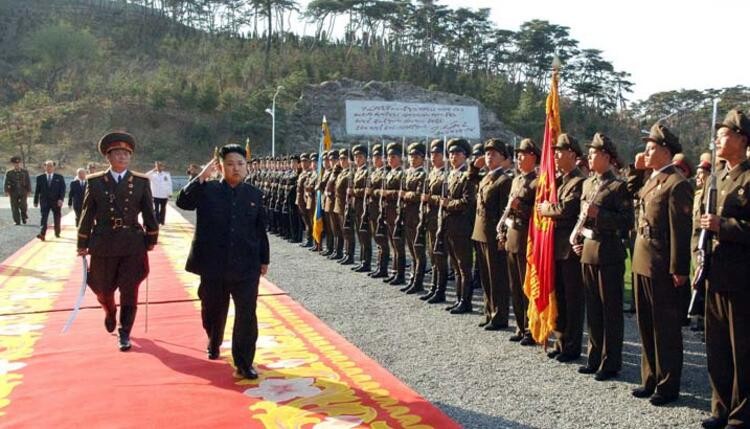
[0,210,460,428]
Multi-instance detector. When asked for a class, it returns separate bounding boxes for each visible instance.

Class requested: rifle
[374,139,389,239]
[343,149,356,232]
[690,98,720,315]
[392,137,406,241]
[358,141,372,233]
[433,136,449,256]
[414,137,430,249]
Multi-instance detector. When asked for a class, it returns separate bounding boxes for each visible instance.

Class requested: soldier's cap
[586,132,619,162]
[483,138,509,158]
[447,138,471,155]
[328,150,340,160]
[218,144,247,160]
[696,160,712,172]
[429,138,444,154]
[672,153,692,178]
[251,158,260,164]
[386,142,402,156]
[352,144,368,156]
[514,138,540,158]
[715,109,750,140]
[408,142,426,157]
[321,151,329,158]
[310,152,319,161]
[338,148,352,159]
[471,143,485,157]
[10,156,21,163]
[98,131,135,155]
[554,133,582,157]
[300,153,310,161]
[642,123,682,155]
[290,154,301,162]
[372,143,383,156]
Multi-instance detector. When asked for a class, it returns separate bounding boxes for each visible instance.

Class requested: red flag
[523,66,560,345]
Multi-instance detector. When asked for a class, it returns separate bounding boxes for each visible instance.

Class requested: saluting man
[77,131,159,351]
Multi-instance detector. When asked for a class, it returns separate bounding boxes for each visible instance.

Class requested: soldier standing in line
[401,141,427,294]
[335,148,356,265]
[76,131,159,351]
[296,154,312,247]
[472,138,511,330]
[573,133,632,381]
[304,153,320,251]
[469,143,487,293]
[537,134,586,361]
[627,123,692,406]
[325,151,343,259]
[380,142,406,285]
[367,144,391,278]
[502,138,539,345]
[690,159,711,333]
[421,139,449,303]
[442,138,476,314]
[350,144,372,272]
[318,152,334,256]
[4,156,31,225]
[699,110,750,429]
[287,155,303,243]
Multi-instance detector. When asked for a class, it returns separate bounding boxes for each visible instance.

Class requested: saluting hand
[634,152,647,170]
[198,158,219,182]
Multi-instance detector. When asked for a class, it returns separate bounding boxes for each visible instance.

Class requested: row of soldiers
[242,109,749,428]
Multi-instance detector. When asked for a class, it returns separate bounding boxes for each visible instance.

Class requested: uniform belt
[581,227,618,240]
[98,218,141,230]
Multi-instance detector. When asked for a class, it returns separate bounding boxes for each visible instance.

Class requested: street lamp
[265,85,284,157]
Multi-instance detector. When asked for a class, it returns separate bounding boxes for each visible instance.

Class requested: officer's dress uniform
[402,160,427,293]
[352,161,371,271]
[4,163,31,225]
[368,163,391,277]
[334,162,355,264]
[443,162,476,312]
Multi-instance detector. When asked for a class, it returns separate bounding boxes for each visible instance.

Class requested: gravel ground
[0,197,75,262]
[2,200,711,428]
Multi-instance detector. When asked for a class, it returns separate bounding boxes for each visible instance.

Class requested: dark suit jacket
[34,173,66,207]
[177,178,270,280]
[68,180,87,212]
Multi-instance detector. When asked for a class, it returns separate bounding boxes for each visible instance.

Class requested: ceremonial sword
[61,255,88,333]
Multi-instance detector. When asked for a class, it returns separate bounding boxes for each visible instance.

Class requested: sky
[291,0,750,102]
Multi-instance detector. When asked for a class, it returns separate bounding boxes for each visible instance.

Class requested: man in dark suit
[34,160,66,240]
[77,132,159,351]
[177,144,270,380]
[68,168,87,226]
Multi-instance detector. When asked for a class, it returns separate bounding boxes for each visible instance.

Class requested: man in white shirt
[147,161,173,225]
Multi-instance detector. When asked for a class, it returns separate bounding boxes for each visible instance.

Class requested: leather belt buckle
[113,218,124,229]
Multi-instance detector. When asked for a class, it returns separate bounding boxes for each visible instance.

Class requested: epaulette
[86,171,107,180]
[130,171,150,180]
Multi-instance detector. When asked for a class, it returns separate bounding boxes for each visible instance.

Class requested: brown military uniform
[538,168,585,357]
[505,171,537,338]
[579,170,632,373]
[334,166,355,260]
[704,158,750,426]
[382,166,406,280]
[296,169,310,239]
[472,167,511,327]
[369,165,391,275]
[352,164,371,269]
[402,165,427,291]
[318,167,335,254]
[425,164,448,298]
[443,164,476,309]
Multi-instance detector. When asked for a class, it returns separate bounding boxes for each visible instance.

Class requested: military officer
[4,156,31,225]
[699,110,750,429]
[537,134,586,361]
[77,131,159,351]
[318,152,335,256]
[574,133,632,381]
[442,138,476,314]
[472,138,511,329]
[367,143,391,278]
[296,153,312,247]
[381,142,406,285]
[502,138,538,344]
[401,141,428,294]
[335,148,356,264]
[421,139,449,303]
[325,151,343,259]
[351,144,372,272]
[305,153,321,251]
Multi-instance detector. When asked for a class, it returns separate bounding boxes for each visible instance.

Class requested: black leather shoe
[478,321,489,328]
[350,263,362,271]
[104,310,116,333]
[36,234,45,241]
[578,365,597,374]
[354,265,371,273]
[236,366,259,380]
[547,350,560,359]
[207,343,220,360]
[445,301,460,311]
[383,274,397,283]
[701,417,727,429]
[420,289,436,301]
[55,233,60,238]
[649,393,678,406]
[426,293,445,304]
[520,336,536,346]
[118,329,131,351]
[556,353,580,363]
[450,304,471,314]
[484,323,508,331]
[631,387,654,398]
[339,256,355,265]
[399,279,414,292]
[370,270,388,279]
[388,276,406,286]
[508,333,523,342]
[405,284,424,294]
[594,370,618,381]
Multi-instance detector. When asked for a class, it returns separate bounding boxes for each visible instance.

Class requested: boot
[104,302,117,333]
[354,264,371,273]
[450,301,472,314]
[118,305,137,351]
[405,273,425,294]
[388,271,406,286]
[420,286,437,301]
[350,262,363,271]
[369,267,388,278]
[399,276,415,292]
[338,254,355,265]
[445,301,460,311]
[321,248,333,257]
[427,290,446,304]
[328,251,343,260]
[383,273,397,283]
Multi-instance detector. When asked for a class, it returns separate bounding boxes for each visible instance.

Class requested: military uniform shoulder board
[86,171,107,180]
[130,171,150,180]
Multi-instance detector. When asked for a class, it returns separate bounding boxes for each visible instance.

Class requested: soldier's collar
[728,159,750,181]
